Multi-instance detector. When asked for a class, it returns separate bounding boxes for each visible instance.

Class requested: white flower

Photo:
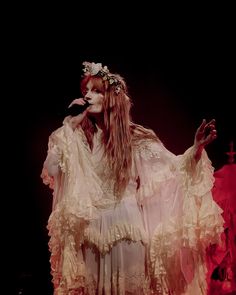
[82,61,103,76]
[90,62,103,75]
[103,66,109,73]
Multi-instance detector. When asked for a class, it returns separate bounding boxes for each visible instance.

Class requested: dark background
[7,6,235,294]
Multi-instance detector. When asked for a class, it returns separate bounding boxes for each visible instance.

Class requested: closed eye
[93,88,102,94]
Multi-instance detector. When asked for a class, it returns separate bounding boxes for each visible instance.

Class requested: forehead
[86,79,94,88]
[85,77,105,91]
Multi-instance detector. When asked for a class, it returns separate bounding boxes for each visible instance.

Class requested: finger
[68,98,86,108]
[209,118,216,124]
[77,98,86,105]
[204,119,216,129]
[210,129,217,138]
[203,120,216,135]
[197,119,207,134]
[205,131,217,145]
[68,99,77,108]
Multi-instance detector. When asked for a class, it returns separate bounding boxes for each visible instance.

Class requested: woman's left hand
[193,119,217,161]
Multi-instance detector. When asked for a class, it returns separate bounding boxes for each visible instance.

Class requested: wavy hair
[80,74,159,198]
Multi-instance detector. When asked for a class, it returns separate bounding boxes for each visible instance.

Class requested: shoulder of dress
[49,125,69,142]
[50,125,64,136]
[133,137,163,149]
[133,138,164,160]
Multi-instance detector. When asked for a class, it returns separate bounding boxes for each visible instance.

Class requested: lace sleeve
[136,140,162,161]
[134,139,177,202]
[41,125,69,188]
[134,142,224,293]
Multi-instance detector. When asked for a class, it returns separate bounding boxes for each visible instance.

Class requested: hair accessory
[82,61,122,94]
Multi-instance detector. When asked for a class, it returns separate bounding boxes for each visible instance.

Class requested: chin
[88,108,102,114]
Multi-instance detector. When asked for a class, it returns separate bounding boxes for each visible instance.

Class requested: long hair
[80,74,159,198]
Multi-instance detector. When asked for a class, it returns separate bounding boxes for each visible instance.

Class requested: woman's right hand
[68,98,88,130]
[68,98,87,108]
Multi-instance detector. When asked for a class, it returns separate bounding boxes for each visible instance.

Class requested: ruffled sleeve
[179,147,224,249]
[134,140,177,203]
[40,127,64,190]
[41,118,104,292]
[134,140,224,294]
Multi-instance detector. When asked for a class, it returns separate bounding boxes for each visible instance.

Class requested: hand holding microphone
[67,98,91,116]
[67,98,91,130]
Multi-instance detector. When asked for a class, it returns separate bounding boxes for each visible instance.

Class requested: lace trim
[55,267,150,295]
[179,147,215,197]
[147,147,224,293]
[133,139,181,205]
[84,223,148,254]
[149,199,224,293]
[54,274,97,295]
[135,140,162,161]
[47,206,148,293]
[109,268,150,295]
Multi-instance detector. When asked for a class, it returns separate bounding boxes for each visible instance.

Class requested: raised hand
[194,119,217,161]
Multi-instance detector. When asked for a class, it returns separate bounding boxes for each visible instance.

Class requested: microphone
[66,100,91,116]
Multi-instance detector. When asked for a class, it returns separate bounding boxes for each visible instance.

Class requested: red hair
[80,75,158,198]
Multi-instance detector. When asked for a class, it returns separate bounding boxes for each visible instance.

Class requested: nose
[84,91,92,101]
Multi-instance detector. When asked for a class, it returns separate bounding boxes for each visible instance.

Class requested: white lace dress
[41,119,224,295]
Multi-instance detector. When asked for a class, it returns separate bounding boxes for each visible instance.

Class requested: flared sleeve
[134,140,224,294]
[41,118,103,293]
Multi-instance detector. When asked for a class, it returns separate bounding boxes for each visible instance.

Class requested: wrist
[193,144,204,162]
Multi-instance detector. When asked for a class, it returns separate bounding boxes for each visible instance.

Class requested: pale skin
[68,80,217,162]
[68,79,105,130]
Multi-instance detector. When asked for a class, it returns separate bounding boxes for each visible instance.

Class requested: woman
[41,61,224,295]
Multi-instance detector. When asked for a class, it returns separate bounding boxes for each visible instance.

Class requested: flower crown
[82,61,122,94]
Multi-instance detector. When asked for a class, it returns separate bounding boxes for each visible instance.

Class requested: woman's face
[84,79,104,114]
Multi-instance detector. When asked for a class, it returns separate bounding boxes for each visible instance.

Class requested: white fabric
[41,119,224,295]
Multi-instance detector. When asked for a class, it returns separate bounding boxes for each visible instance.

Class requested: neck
[89,113,105,131]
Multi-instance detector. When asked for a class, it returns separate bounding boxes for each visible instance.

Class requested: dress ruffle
[148,147,224,294]
[84,222,147,253]
[43,121,105,292]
